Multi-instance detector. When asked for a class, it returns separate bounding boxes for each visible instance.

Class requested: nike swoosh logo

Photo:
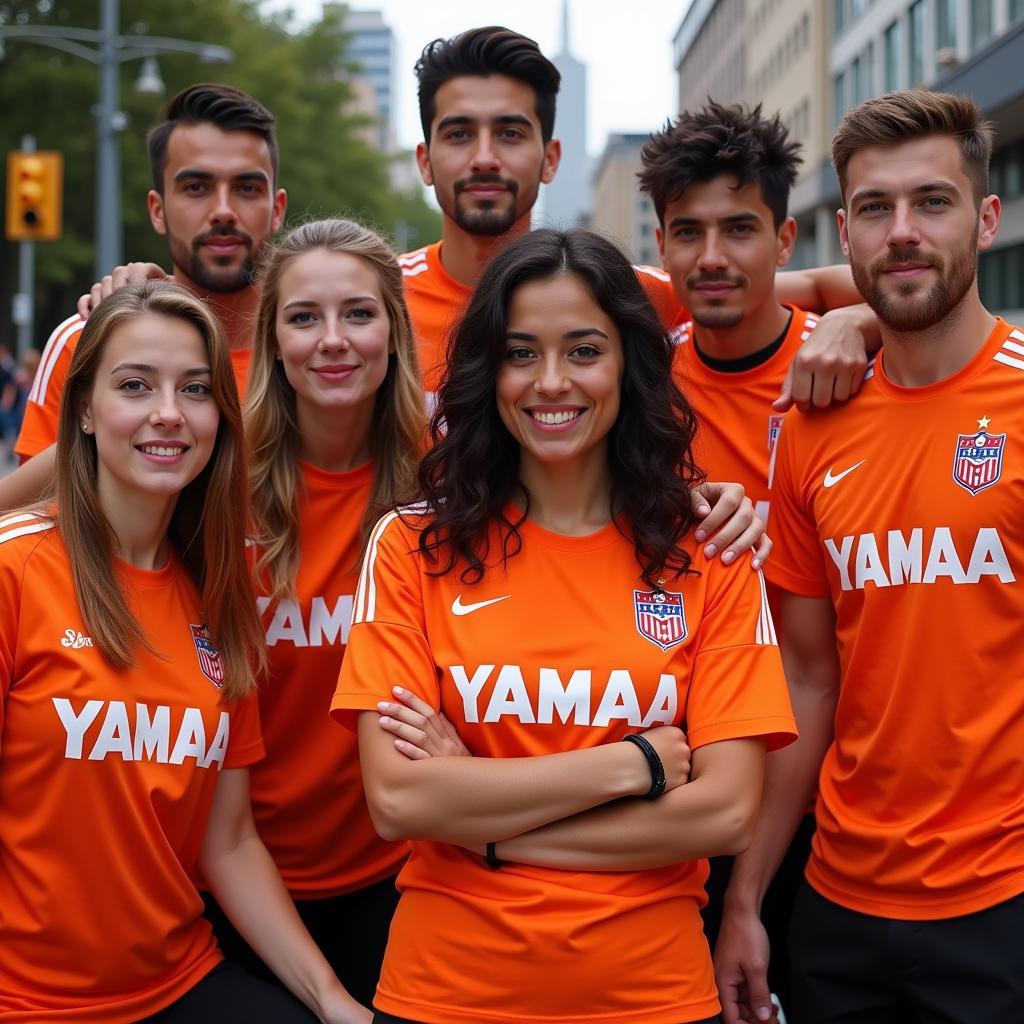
[451,594,511,616]
[823,460,866,488]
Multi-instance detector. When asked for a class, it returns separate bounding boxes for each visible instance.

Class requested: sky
[275,0,692,157]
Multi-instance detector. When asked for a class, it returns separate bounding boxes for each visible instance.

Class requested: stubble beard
[167,226,267,293]
[853,235,978,332]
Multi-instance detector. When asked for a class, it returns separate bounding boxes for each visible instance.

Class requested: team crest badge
[952,418,1006,496]
[190,624,225,688]
[768,414,784,455]
[634,585,688,651]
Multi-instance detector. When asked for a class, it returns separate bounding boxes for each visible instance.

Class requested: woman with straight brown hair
[0,281,369,1024]
[201,219,425,1007]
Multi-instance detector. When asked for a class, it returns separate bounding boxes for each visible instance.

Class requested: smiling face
[496,273,624,477]
[148,123,286,293]
[416,74,560,237]
[657,175,795,329]
[81,313,220,510]
[838,135,997,331]
[274,249,392,430]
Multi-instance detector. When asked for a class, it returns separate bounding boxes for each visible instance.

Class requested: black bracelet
[622,733,666,800]
[485,841,503,870]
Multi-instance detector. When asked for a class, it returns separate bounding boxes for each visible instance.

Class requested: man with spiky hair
[716,90,1024,1024]
[639,101,866,1013]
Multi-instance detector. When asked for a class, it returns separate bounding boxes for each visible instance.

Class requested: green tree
[1,0,438,349]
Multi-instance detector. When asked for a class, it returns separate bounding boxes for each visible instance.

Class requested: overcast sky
[277,0,692,156]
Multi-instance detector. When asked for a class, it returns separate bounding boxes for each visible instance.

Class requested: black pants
[701,812,815,1011]
[372,1016,721,1024]
[138,961,316,1022]
[203,875,401,1009]
[788,881,1024,1024]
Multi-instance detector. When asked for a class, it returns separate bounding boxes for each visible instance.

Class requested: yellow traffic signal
[5,150,63,242]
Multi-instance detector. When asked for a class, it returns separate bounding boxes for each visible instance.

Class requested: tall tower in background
[544,0,589,227]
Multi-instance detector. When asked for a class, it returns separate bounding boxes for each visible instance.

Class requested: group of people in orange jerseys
[0,22,1020,1024]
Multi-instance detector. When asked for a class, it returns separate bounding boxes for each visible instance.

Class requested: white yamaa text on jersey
[449,665,679,728]
[52,698,230,768]
[256,595,353,647]
[824,527,1014,591]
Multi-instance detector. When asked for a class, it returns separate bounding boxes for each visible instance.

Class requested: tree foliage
[0,0,439,348]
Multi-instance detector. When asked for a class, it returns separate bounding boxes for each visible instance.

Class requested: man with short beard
[714,90,1024,1024]
[15,83,286,461]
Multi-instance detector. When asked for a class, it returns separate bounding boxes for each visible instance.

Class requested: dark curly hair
[414,228,705,589]
[639,101,802,228]
[415,26,561,144]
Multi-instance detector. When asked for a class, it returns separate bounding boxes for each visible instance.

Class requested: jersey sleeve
[15,316,81,459]
[686,561,796,752]
[635,268,690,331]
[223,691,265,769]
[762,413,830,597]
[331,511,438,731]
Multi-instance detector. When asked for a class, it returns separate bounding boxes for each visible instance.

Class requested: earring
[81,421,91,433]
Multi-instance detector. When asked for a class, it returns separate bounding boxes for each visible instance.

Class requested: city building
[590,133,660,266]
[330,5,397,152]
[545,0,590,227]
[674,0,749,113]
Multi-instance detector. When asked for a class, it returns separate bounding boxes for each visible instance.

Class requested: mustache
[686,272,747,289]
[872,248,943,272]
[193,225,254,248]
[454,174,519,197]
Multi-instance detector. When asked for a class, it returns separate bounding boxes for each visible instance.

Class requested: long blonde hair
[246,218,424,601]
[54,281,265,699]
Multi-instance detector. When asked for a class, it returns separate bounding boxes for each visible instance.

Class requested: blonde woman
[202,220,424,1007]
[0,281,368,1024]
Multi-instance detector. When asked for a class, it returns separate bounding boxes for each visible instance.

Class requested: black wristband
[622,733,667,800]
[485,841,503,870]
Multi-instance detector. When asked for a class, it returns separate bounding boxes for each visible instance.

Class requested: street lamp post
[1,0,232,276]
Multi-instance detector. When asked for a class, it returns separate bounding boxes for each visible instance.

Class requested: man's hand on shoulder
[77,263,170,320]
[774,304,880,413]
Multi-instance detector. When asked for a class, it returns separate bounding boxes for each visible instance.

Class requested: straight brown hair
[832,90,994,205]
[54,281,265,699]
[246,218,425,602]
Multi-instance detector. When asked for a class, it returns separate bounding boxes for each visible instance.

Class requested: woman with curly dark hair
[332,229,797,1024]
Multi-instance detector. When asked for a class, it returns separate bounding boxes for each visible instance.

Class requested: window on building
[884,21,901,92]
[971,0,993,53]
[908,1,925,86]
[979,243,1024,313]
[936,0,957,51]
[851,55,864,106]
[833,0,846,36]
[833,70,847,126]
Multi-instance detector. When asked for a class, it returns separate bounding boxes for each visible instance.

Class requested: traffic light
[5,150,63,242]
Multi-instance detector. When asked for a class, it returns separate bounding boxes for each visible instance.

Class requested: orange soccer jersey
[332,509,795,1024]
[0,512,263,1022]
[673,307,818,522]
[399,242,689,398]
[766,318,1024,920]
[16,314,253,459]
[248,460,405,897]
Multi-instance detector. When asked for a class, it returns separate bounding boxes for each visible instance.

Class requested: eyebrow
[110,363,211,376]
[281,296,379,311]
[172,168,270,185]
[436,113,534,132]
[850,180,960,204]
[506,328,610,341]
[668,212,760,228]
